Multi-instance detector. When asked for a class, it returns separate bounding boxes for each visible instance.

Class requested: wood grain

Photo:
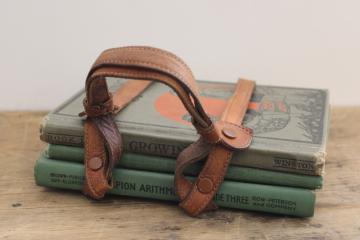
[0,109,359,240]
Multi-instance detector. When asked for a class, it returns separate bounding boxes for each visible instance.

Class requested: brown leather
[85,47,213,129]
[82,80,152,199]
[83,118,114,199]
[112,80,151,114]
[175,79,255,216]
[81,46,255,216]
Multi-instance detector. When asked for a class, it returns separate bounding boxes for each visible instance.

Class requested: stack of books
[35,78,329,217]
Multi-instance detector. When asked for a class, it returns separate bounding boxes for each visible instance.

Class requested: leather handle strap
[82,46,219,199]
[175,79,255,216]
[85,46,213,131]
[82,80,152,199]
[84,46,250,153]
[81,46,256,216]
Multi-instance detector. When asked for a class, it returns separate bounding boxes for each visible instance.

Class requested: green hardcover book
[34,154,316,217]
[40,78,330,175]
[46,144,323,189]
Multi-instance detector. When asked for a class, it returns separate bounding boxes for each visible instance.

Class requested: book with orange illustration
[40,78,329,175]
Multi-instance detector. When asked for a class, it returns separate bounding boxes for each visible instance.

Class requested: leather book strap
[84,46,213,129]
[175,79,255,216]
[83,80,152,199]
[82,46,219,199]
[81,46,255,216]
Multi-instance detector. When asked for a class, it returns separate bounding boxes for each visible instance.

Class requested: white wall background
[0,0,359,110]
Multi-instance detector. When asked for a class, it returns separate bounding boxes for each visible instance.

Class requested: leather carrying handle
[82,80,152,199]
[84,46,213,132]
[175,79,255,216]
[82,46,220,200]
[84,46,249,156]
[81,46,255,216]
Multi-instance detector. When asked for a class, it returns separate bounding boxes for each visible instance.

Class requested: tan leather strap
[81,46,255,216]
[82,80,152,199]
[82,46,219,199]
[84,46,213,130]
[175,79,255,216]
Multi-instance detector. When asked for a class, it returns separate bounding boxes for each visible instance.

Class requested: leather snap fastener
[197,177,213,194]
[222,127,237,139]
[88,157,103,171]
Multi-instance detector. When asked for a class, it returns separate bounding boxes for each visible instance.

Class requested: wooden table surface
[0,108,359,240]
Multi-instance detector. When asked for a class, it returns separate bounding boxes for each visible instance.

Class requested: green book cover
[46,144,323,189]
[34,154,316,217]
[40,78,330,175]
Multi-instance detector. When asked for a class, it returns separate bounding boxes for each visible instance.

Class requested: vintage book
[46,144,323,189]
[40,78,330,175]
[34,154,316,217]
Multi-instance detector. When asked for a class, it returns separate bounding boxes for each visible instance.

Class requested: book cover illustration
[155,81,327,145]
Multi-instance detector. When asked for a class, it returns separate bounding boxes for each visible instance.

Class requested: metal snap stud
[88,157,103,171]
[222,127,237,139]
[197,177,214,194]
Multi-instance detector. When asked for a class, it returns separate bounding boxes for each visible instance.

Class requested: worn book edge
[46,144,323,189]
[40,79,330,176]
[34,153,316,217]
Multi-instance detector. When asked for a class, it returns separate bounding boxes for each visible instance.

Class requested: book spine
[40,121,323,176]
[34,155,316,217]
[47,144,323,189]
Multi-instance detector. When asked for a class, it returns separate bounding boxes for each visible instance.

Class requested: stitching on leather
[88,58,211,127]
[93,59,194,93]
[180,146,232,215]
[176,140,209,200]
[194,150,232,215]
[221,121,252,133]
[219,122,253,148]
[91,70,192,104]
[90,71,209,128]
[104,47,190,70]
[175,159,204,201]
[85,126,101,197]
[181,152,213,210]
[84,122,107,198]
[104,47,190,69]
[102,46,195,78]
[84,123,99,197]
[89,61,205,122]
